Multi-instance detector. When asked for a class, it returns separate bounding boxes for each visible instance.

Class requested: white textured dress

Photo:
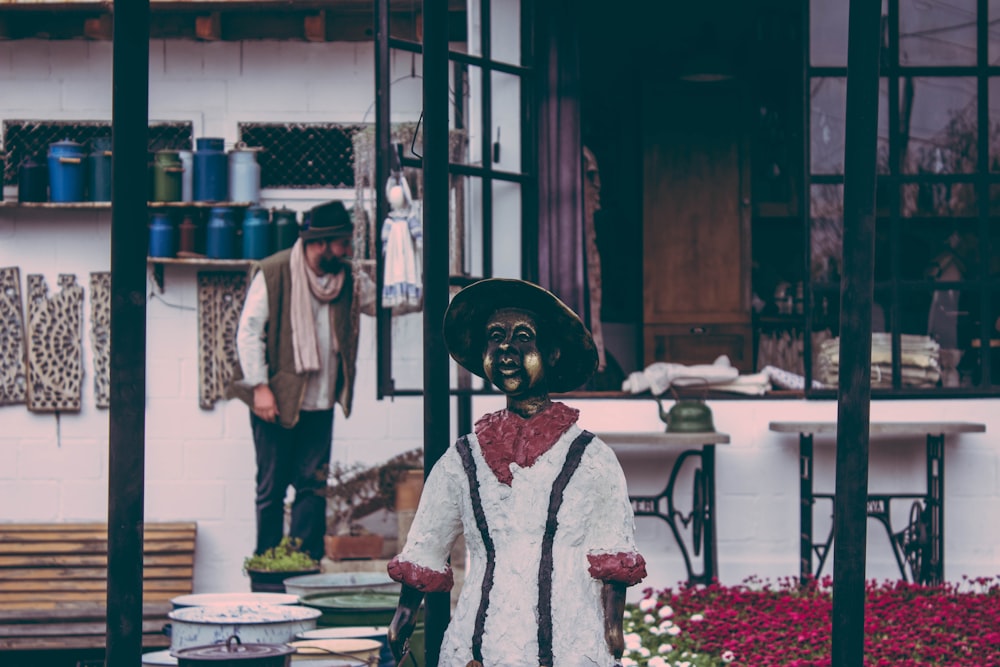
[388,405,645,667]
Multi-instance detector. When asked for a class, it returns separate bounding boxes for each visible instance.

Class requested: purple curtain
[535,0,585,319]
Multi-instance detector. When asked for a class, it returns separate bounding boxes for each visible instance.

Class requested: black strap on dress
[536,430,594,667]
[456,435,494,665]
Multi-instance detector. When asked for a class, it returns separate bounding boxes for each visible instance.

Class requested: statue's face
[483,308,550,396]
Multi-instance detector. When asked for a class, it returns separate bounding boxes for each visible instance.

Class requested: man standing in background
[228,200,359,561]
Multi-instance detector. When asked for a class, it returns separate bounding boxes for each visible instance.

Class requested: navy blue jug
[148,211,177,258]
[272,207,299,251]
[88,137,112,202]
[193,137,228,202]
[47,139,87,202]
[206,206,238,259]
[242,206,272,260]
[17,156,48,203]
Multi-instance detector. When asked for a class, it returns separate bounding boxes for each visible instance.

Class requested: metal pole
[832,0,881,665]
[422,0,452,664]
[107,0,149,665]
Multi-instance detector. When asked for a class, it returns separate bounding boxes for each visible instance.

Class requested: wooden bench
[0,522,197,651]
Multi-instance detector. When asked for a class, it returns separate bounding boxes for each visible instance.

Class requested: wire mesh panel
[1,120,192,186]
[238,122,365,189]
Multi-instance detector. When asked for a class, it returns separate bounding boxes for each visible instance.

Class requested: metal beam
[422,0,451,663]
[832,0,881,665]
[106,1,149,666]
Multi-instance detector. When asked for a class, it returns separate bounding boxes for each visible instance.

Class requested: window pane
[491,71,522,173]
[902,77,977,174]
[811,184,843,282]
[390,50,424,126]
[987,78,1000,172]
[490,0,521,65]
[491,180,521,278]
[454,174,485,278]
[988,0,1000,64]
[900,0,977,66]
[902,288,979,388]
[451,64,483,166]
[811,77,846,174]
[899,219,979,280]
[461,0,483,58]
[810,0,888,67]
[810,0,850,67]
[901,182,977,216]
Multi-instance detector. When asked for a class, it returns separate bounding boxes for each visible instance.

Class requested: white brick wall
[0,38,997,603]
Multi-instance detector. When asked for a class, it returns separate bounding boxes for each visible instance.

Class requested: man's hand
[252,384,279,422]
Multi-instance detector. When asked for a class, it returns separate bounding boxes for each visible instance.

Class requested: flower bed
[623,575,1000,667]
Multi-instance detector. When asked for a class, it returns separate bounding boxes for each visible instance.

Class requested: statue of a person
[387,278,647,667]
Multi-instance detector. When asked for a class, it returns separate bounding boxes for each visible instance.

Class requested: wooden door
[642,80,752,369]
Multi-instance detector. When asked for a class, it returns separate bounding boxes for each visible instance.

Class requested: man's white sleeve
[235,271,270,387]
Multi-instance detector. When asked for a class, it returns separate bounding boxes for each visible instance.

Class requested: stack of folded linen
[815,333,940,388]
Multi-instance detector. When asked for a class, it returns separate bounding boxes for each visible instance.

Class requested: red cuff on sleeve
[587,551,648,586]
[387,557,454,592]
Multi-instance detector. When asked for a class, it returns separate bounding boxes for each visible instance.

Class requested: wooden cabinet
[641,80,752,370]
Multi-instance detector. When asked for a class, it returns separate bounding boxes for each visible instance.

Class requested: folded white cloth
[622,355,740,395]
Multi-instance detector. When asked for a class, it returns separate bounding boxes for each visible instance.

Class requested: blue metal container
[205,206,238,259]
[17,156,48,203]
[272,207,299,251]
[193,137,228,202]
[47,139,87,202]
[87,137,112,202]
[148,211,177,258]
[228,146,261,204]
[241,206,272,260]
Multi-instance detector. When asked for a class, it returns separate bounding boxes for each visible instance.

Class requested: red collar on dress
[473,402,580,485]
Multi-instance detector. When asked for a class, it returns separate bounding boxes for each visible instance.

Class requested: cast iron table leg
[926,433,944,585]
[800,433,814,582]
[702,444,717,582]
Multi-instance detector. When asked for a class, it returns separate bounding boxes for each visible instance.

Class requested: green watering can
[656,394,715,433]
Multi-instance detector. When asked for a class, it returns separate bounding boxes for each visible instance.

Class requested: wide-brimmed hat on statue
[443,278,598,393]
[300,200,353,242]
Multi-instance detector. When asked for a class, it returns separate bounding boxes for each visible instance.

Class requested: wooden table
[597,431,730,585]
[768,421,985,584]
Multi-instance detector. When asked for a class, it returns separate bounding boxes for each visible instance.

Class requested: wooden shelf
[147,256,252,291]
[147,256,252,266]
[0,200,254,209]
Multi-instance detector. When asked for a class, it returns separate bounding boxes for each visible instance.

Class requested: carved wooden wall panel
[0,267,28,405]
[197,271,247,409]
[90,272,111,409]
[27,274,84,412]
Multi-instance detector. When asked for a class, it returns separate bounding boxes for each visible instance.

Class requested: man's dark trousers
[251,408,334,561]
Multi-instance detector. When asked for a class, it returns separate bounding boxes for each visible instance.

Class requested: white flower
[689,613,704,622]
[649,626,663,636]
[722,650,736,663]
[639,597,657,612]
[648,658,669,667]
[658,619,674,630]
[638,647,651,658]
[643,613,656,624]
[623,610,632,619]
[657,643,673,654]
[657,605,674,619]
[666,625,682,636]
[623,633,643,651]
[676,662,691,667]
[620,658,637,667]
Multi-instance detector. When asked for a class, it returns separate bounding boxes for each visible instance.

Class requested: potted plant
[324,448,423,561]
[243,536,321,593]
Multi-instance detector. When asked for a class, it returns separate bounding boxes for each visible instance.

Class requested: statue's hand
[602,581,627,660]
[388,585,425,664]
